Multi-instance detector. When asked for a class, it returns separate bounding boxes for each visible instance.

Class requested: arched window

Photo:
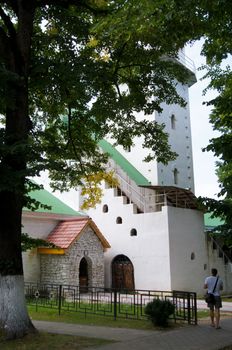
[79,257,88,292]
[191,252,195,260]
[116,217,122,224]
[130,228,137,236]
[102,204,108,213]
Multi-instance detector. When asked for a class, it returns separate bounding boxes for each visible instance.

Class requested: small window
[191,252,195,260]
[103,204,108,213]
[130,228,137,236]
[171,114,176,129]
[173,168,178,185]
[116,217,122,224]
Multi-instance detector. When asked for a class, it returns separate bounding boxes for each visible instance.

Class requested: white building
[33,51,232,296]
[82,52,232,295]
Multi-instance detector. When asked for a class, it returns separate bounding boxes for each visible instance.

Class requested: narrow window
[171,114,176,129]
[191,252,195,260]
[116,217,122,224]
[103,204,108,213]
[173,168,178,185]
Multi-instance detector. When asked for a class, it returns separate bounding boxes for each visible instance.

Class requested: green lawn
[0,305,157,350]
[27,305,154,330]
[0,331,114,350]
[1,307,219,349]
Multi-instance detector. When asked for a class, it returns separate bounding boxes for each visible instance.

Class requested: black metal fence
[25,282,197,325]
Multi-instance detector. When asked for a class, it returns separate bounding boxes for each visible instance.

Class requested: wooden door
[112,255,134,290]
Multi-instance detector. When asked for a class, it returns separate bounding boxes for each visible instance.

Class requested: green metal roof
[99,140,150,186]
[24,187,82,216]
[204,213,224,228]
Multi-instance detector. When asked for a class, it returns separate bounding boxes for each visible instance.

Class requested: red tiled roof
[46,218,110,249]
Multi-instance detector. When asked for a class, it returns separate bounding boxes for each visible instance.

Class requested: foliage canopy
[0,0,194,208]
[196,0,232,247]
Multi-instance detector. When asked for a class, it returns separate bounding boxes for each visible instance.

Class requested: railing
[113,169,166,213]
[206,232,231,264]
[161,51,196,86]
[25,283,197,325]
[178,51,196,75]
[113,170,195,213]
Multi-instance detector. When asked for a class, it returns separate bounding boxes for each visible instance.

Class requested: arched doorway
[112,255,135,290]
[79,257,88,292]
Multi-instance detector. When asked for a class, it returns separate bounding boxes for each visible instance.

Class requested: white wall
[88,187,173,291]
[166,206,206,294]
[22,215,59,283]
[87,184,232,295]
[205,239,232,295]
[111,82,195,192]
[22,215,58,239]
[156,83,195,192]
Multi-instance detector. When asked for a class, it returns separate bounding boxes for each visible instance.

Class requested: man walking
[204,268,223,329]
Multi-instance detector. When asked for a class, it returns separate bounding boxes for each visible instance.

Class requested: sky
[186,40,220,199]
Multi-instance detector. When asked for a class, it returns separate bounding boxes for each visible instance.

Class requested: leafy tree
[0,0,195,339]
[196,0,232,248]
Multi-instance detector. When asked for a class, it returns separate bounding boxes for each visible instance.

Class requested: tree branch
[0,5,16,39]
[66,105,85,174]
[0,5,18,65]
[35,0,109,14]
[0,1,18,15]
[0,26,8,57]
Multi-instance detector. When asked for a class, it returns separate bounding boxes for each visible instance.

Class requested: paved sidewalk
[34,317,232,350]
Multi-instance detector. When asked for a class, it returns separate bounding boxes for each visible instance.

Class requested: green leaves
[144,298,175,327]
[197,0,232,246]
[0,1,198,211]
[23,1,195,194]
[21,233,55,252]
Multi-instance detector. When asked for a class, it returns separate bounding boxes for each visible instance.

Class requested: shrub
[144,298,175,327]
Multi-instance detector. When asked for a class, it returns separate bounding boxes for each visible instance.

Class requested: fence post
[194,293,198,325]
[58,285,62,316]
[187,292,191,325]
[113,289,117,320]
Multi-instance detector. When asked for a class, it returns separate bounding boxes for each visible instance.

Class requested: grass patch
[222,298,232,302]
[0,331,114,350]
[197,310,209,319]
[197,309,232,320]
[28,305,154,330]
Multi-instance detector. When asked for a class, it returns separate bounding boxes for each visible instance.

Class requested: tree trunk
[0,190,36,339]
[0,1,36,339]
[0,276,36,339]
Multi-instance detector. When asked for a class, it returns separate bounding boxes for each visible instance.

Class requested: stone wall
[40,225,105,287]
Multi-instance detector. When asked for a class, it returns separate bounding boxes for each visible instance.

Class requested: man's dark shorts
[208,296,222,310]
